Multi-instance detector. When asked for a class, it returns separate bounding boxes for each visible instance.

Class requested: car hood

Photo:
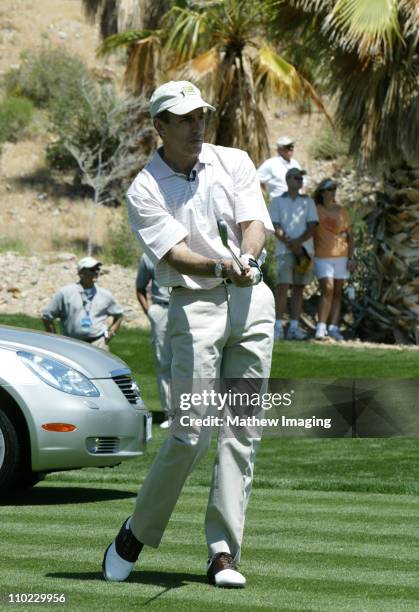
[0,325,129,378]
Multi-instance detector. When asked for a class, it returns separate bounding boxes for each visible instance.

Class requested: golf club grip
[229,248,245,272]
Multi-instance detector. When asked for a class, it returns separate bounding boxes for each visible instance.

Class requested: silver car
[0,325,152,494]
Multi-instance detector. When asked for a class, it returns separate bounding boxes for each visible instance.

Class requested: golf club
[217,218,245,272]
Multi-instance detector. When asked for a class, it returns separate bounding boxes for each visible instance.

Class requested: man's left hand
[240,254,263,285]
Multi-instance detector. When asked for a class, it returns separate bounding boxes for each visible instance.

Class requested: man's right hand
[223,260,254,287]
[286,238,304,257]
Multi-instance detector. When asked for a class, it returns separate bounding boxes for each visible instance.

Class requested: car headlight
[17,351,100,397]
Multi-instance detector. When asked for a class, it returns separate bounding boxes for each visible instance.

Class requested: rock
[54,252,76,262]
[392,169,410,186]
[403,188,419,204]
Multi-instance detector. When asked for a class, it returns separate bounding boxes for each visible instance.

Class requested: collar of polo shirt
[154,144,216,179]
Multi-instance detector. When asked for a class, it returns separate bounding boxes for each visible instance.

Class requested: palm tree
[269,0,418,164]
[97,0,331,164]
[81,0,170,38]
[270,0,419,342]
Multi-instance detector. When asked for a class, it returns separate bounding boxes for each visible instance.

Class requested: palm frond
[98,29,160,56]
[170,47,221,81]
[325,0,401,56]
[401,0,419,38]
[254,45,332,123]
[163,7,209,64]
[124,35,163,96]
[332,38,419,163]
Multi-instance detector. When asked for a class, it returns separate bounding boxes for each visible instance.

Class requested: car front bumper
[9,378,152,472]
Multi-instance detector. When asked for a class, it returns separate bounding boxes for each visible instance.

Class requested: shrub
[47,79,153,196]
[47,79,121,174]
[261,234,277,293]
[101,207,141,268]
[0,96,33,142]
[347,206,374,298]
[2,46,91,108]
[308,124,349,160]
[0,237,30,255]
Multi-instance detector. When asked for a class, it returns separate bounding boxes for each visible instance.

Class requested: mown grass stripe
[6,487,415,511]
[3,513,416,544]
[7,555,416,591]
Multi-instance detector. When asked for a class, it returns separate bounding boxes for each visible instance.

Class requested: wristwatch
[214,260,224,278]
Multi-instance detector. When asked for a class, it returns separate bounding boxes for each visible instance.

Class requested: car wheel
[0,409,21,491]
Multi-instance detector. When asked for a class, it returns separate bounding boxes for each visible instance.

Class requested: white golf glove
[240,253,263,285]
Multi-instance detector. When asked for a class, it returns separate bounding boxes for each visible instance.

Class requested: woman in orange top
[313,178,354,340]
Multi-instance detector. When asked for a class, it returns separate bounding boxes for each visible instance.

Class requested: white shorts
[314,256,349,280]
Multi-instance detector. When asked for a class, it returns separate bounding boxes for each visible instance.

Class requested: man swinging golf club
[102,81,275,588]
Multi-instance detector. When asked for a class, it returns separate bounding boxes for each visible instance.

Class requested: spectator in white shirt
[270,168,318,340]
[257,136,303,199]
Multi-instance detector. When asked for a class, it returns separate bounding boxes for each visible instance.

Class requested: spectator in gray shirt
[42,257,123,351]
[136,253,172,428]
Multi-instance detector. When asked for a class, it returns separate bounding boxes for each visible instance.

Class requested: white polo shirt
[270,192,318,256]
[257,155,302,198]
[127,143,274,290]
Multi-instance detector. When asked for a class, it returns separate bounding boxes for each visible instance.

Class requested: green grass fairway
[1,314,418,610]
[1,430,418,611]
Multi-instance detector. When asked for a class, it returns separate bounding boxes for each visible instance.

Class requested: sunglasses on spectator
[324,187,337,191]
[283,145,294,150]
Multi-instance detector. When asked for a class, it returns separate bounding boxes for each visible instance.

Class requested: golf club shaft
[216,217,245,272]
[228,247,245,272]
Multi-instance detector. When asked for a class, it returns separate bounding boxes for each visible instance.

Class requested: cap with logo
[77,256,102,272]
[149,81,216,118]
[276,136,295,147]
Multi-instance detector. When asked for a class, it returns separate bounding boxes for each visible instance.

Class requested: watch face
[215,262,222,277]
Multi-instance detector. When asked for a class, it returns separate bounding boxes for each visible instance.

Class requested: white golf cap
[77,256,101,271]
[149,81,216,118]
[276,136,295,147]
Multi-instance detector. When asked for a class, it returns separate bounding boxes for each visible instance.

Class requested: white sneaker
[315,328,327,340]
[286,327,307,341]
[328,327,344,341]
[102,518,143,582]
[207,553,246,588]
[160,419,171,429]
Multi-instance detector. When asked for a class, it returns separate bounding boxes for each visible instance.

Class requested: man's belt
[153,300,170,307]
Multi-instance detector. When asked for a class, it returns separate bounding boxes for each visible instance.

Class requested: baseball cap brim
[277,137,294,147]
[158,99,215,117]
[77,256,102,271]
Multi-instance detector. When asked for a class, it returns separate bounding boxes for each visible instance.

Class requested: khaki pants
[131,282,274,561]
